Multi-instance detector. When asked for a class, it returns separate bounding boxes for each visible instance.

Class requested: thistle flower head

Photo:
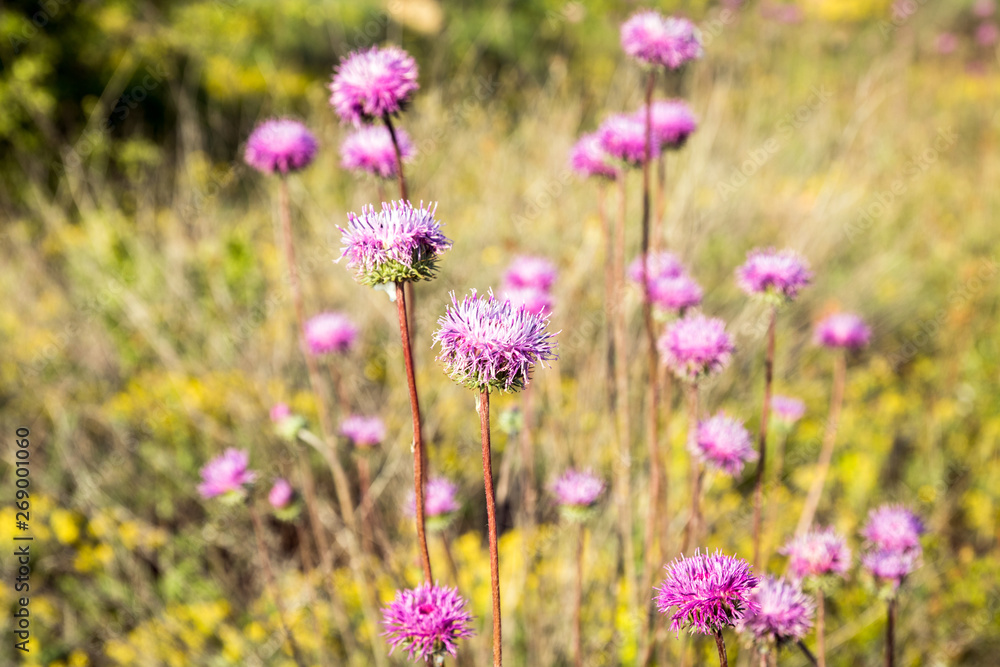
[341,125,414,179]
[692,412,757,476]
[650,273,703,313]
[552,469,605,508]
[305,312,358,355]
[268,478,295,509]
[862,548,919,589]
[628,251,684,285]
[738,576,815,646]
[621,11,704,69]
[501,285,553,317]
[244,118,318,175]
[433,289,558,393]
[736,248,813,302]
[569,132,619,180]
[814,312,871,350]
[635,100,698,150]
[598,113,658,167]
[659,313,735,382]
[860,504,925,553]
[655,549,760,636]
[339,201,452,286]
[329,46,419,125]
[770,395,806,426]
[781,527,851,580]
[382,582,475,663]
[407,477,460,519]
[340,415,386,448]
[198,449,256,500]
[269,403,291,423]
[503,255,558,292]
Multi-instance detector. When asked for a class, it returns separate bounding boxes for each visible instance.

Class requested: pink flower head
[649,273,703,313]
[655,549,760,636]
[268,478,295,509]
[569,132,619,180]
[244,119,318,175]
[736,248,812,302]
[935,32,959,55]
[738,576,815,645]
[503,255,558,292]
[198,449,257,499]
[628,251,683,285]
[382,583,474,662]
[770,395,805,426]
[860,504,925,554]
[552,469,605,508]
[339,201,452,285]
[329,46,419,125]
[621,11,703,69]
[269,403,291,423]
[501,285,553,317]
[598,113,658,167]
[976,22,999,47]
[659,313,735,382]
[635,100,698,150]
[781,527,851,579]
[407,477,460,518]
[340,125,414,179]
[862,548,919,589]
[340,415,386,448]
[814,312,871,350]
[692,412,757,476]
[974,0,996,19]
[434,289,558,393]
[305,312,358,355]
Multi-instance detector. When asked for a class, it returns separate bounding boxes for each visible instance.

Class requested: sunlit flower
[329,46,419,125]
[649,273,703,313]
[621,11,703,69]
[552,469,605,507]
[305,312,358,355]
[781,527,851,579]
[502,285,553,317]
[198,449,256,499]
[770,395,805,426]
[655,549,760,635]
[860,504,925,554]
[736,248,812,302]
[692,412,757,476]
[628,251,683,285]
[268,479,294,509]
[341,125,414,179]
[244,119,318,175]
[503,256,558,292]
[659,313,735,381]
[598,113,657,166]
[382,583,475,662]
[340,415,386,448]
[569,132,619,180]
[862,548,919,589]
[635,100,698,150]
[814,312,871,350]
[738,576,815,645]
[407,477,460,518]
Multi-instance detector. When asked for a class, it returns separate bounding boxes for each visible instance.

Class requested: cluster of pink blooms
[655,550,760,635]
[197,449,256,499]
[340,125,414,179]
[304,312,358,355]
[244,118,318,175]
[659,312,734,381]
[691,412,757,476]
[814,312,871,350]
[501,255,558,316]
[630,251,703,314]
[339,415,386,448]
[860,504,926,589]
[551,469,605,508]
[782,526,852,580]
[738,576,815,646]
[381,582,474,663]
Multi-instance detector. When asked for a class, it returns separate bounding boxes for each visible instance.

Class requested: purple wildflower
[860,504,925,554]
[270,403,291,423]
[598,113,657,166]
[198,449,257,499]
[340,125,414,179]
[935,32,959,55]
[862,548,919,589]
[268,478,295,509]
[503,255,558,292]
[736,248,813,302]
[649,273,703,313]
[692,412,757,476]
[305,312,358,355]
[974,0,996,18]
[628,251,683,285]
[339,201,452,285]
[659,313,735,382]
[738,576,815,645]
[502,285,553,317]
[329,46,419,125]
[770,395,805,426]
[569,132,619,180]
[655,549,760,636]
[814,312,871,349]
[976,22,999,47]
[433,289,558,393]
[382,583,475,662]
[244,119,318,175]
[407,477,460,518]
[340,415,386,448]
[635,100,698,150]
[552,469,605,508]
[781,527,851,579]
[621,11,704,69]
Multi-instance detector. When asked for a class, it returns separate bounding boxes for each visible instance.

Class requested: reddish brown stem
[478,390,503,667]
[599,182,616,411]
[752,307,777,571]
[796,352,847,535]
[396,281,433,583]
[885,598,896,667]
[383,114,416,340]
[714,630,729,667]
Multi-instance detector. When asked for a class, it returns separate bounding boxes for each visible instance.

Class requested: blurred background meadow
[1,0,999,665]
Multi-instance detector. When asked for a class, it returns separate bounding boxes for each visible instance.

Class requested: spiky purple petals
[659,313,735,382]
[738,576,815,646]
[655,549,760,636]
[329,46,419,125]
[341,125,414,179]
[692,412,757,476]
[244,118,318,175]
[621,11,704,69]
[736,248,812,303]
[382,583,474,663]
[198,449,256,500]
[569,132,619,180]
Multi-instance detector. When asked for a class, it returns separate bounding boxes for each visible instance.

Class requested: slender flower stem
[816,589,826,667]
[396,281,433,583]
[682,382,701,553]
[714,630,729,667]
[796,351,847,534]
[798,639,819,666]
[249,506,307,667]
[652,152,667,253]
[885,598,897,667]
[752,306,777,571]
[356,456,374,553]
[440,531,460,586]
[478,390,503,667]
[599,182,616,411]
[519,382,537,524]
[573,523,585,667]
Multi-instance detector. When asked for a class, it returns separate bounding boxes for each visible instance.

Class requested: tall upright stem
[682,382,701,554]
[885,598,897,667]
[573,524,584,667]
[796,352,847,534]
[396,281,433,582]
[383,114,416,339]
[612,172,637,610]
[714,630,729,667]
[816,589,826,667]
[753,307,777,571]
[249,506,307,667]
[653,152,667,253]
[478,390,503,667]
[798,640,819,666]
